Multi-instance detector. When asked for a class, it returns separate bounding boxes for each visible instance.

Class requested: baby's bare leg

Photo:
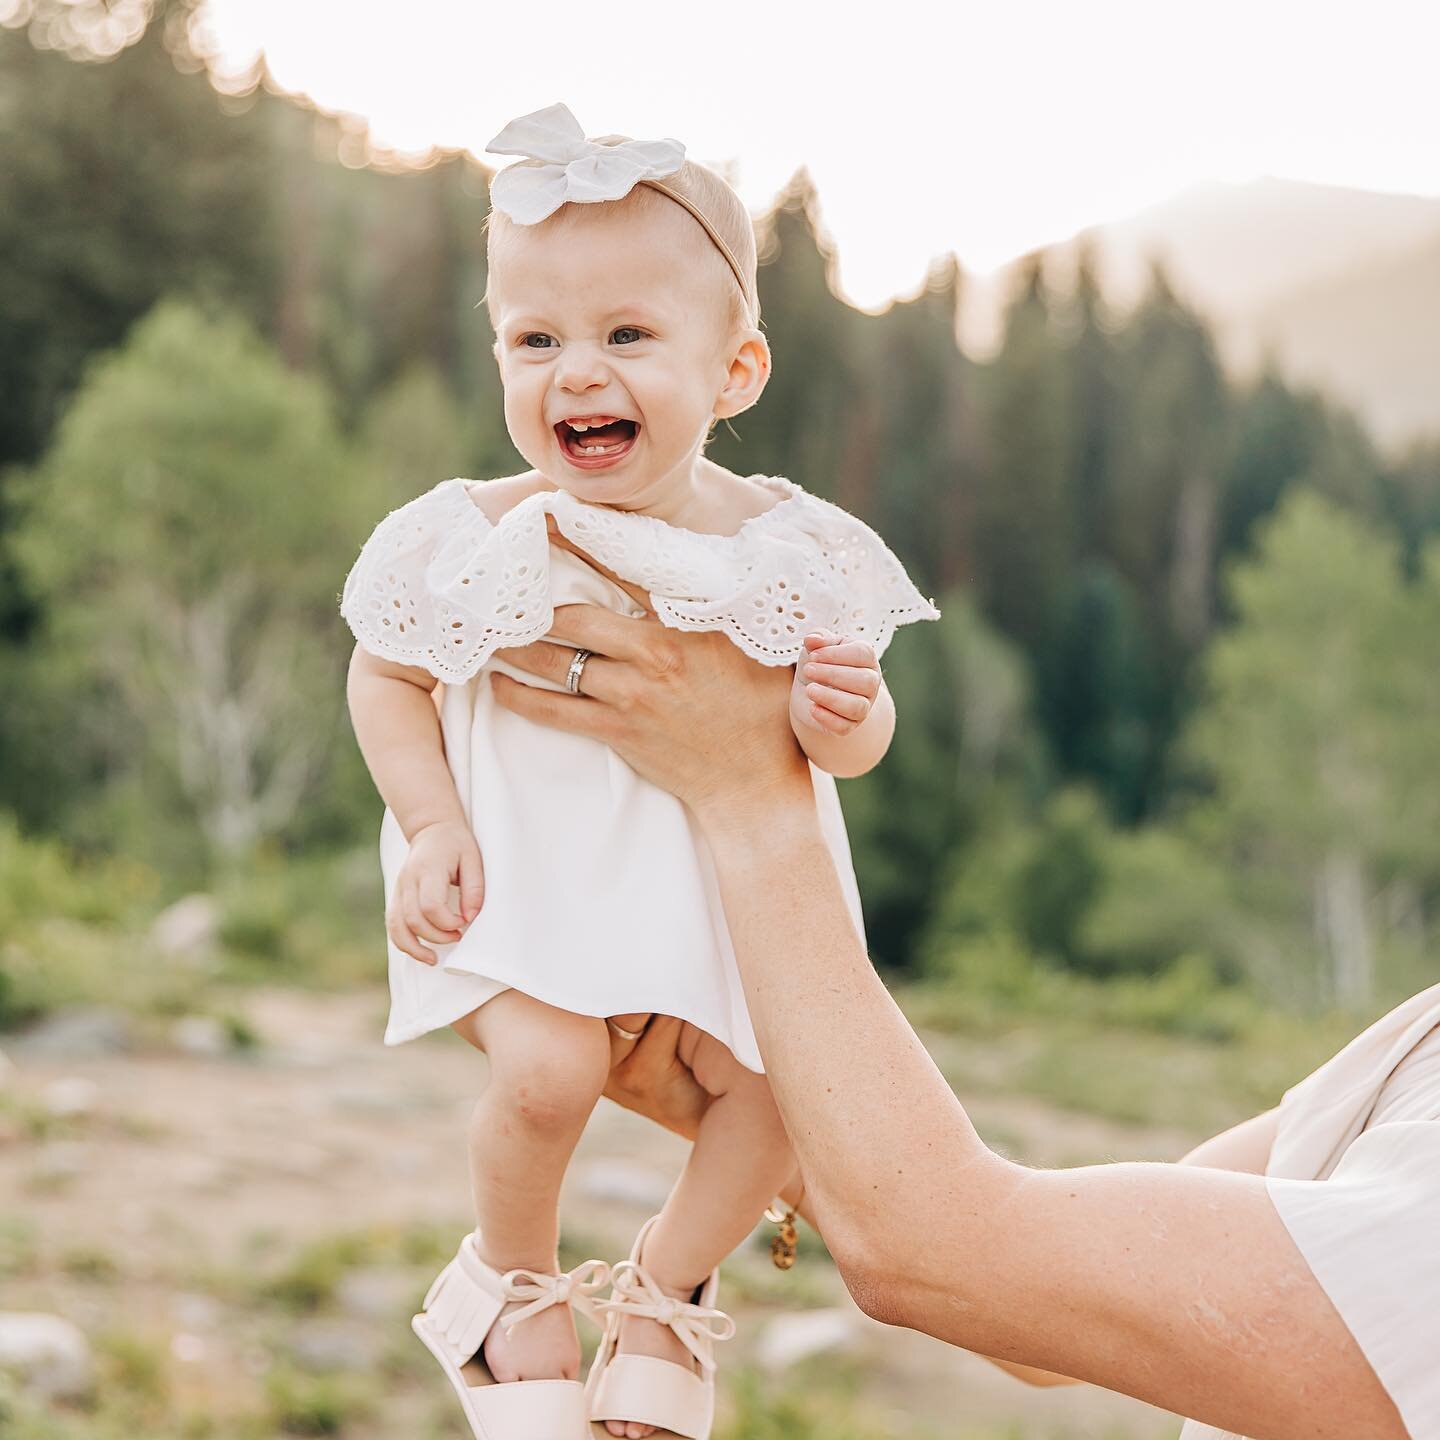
[450,991,610,1382]
[642,1028,794,1286]
[605,1027,792,1439]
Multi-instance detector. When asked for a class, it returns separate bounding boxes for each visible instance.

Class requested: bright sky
[198,0,1440,312]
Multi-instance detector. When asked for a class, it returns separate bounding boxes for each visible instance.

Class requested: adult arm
[491,589,1403,1439]
[982,1105,1284,1390]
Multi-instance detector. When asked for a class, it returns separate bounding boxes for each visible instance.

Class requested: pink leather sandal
[412,1227,610,1440]
[585,1214,736,1440]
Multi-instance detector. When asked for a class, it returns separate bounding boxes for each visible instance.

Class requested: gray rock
[170,1332,207,1364]
[149,894,219,965]
[170,1014,230,1057]
[574,1159,673,1212]
[40,1077,100,1118]
[755,1309,861,1371]
[170,1293,222,1331]
[0,1312,95,1402]
[288,1320,380,1373]
[10,1007,132,1059]
[171,1153,232,1191]
[31,1140,91,1184]
[336,1268,418,1323]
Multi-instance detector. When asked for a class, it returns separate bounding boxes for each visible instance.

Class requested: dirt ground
[0,985,1184,1438]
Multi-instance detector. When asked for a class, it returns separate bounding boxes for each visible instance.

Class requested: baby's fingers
[418,870,465,935]
[805,639,879,672]
[806,699,860,735]
[805,682,870,723]
[458,845,485,923]
[386,902,437,967]
[801,660,881,699]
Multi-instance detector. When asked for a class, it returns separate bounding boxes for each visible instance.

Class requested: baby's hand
[387,819,485,967]
[793,631,882,736]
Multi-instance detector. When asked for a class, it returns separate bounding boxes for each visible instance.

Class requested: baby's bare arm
[345,643,466,840]
[791,682,895,778]
[347,644,486,963]
[789,632,896,779]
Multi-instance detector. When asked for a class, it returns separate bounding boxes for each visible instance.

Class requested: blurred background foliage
[2,0,1439,1039]
[4,6,1439,1438]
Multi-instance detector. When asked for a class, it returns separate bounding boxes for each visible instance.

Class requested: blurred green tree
[0,2,277,473]
[1185,491,1440,1005]
[8,299,379,876]
[843,593,1046,970]
[970,257,1076,650]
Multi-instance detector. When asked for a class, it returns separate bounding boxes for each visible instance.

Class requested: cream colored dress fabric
[1181,982,1440,1440]
[339,473,940,1072]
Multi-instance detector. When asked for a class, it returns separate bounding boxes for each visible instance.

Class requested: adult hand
[601,1014,709,1142]
[602,1012,815,1227]
[489,519,809,824]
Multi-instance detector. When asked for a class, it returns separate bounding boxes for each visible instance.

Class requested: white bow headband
[484,102,754,319]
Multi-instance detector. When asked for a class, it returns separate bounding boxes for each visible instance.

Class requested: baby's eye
[519,333,556,349]
[610,327,647,345]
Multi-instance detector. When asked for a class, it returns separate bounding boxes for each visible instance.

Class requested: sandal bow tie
[499,1259,611,1333]
[596,1261,736,1374]
[484,101,686,225]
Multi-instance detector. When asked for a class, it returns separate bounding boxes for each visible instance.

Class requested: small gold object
[764,1191,802,1271]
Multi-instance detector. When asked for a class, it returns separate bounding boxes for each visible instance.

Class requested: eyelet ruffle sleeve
[339,479,558,684]
[339,476,940,683]
[647,484,941,663]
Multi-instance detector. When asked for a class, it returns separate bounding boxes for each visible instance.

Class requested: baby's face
[489,201,744,509]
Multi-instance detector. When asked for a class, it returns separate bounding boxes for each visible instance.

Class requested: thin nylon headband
[638,178,758,324]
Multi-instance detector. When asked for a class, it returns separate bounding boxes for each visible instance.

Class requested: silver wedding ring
[565,647,592,695]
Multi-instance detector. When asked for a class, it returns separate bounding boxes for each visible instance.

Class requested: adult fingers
[493,639,622,700]
[546,602,671,665]
[489,672,619,743]
[800,661,881,699]
[616,1012,682,1078]
[603,1012,654,1069]
[545,516,656,617]
[602,1014,710,1142]
[492,603,657,668]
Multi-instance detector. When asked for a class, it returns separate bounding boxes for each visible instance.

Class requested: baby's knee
[486,1014,610,1133]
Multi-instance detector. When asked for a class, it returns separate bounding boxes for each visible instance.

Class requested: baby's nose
[555,348,609,390]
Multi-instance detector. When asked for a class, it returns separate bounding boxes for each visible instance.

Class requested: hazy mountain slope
[964,177,1440,449]
[1234,234,1440,449]
[1077,177,1440,319]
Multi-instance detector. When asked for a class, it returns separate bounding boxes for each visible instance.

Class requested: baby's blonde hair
[483,138,761,347]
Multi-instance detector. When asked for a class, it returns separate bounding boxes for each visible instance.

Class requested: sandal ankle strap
[500,1257,611,1333]
[596,1261,735,1373]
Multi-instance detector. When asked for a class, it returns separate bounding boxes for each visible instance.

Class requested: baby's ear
[714,331,771,421]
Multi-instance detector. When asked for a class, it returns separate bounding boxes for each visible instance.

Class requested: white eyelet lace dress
[339,473,940,1072]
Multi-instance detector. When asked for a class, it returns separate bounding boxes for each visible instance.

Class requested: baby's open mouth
[554,416,639,462]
